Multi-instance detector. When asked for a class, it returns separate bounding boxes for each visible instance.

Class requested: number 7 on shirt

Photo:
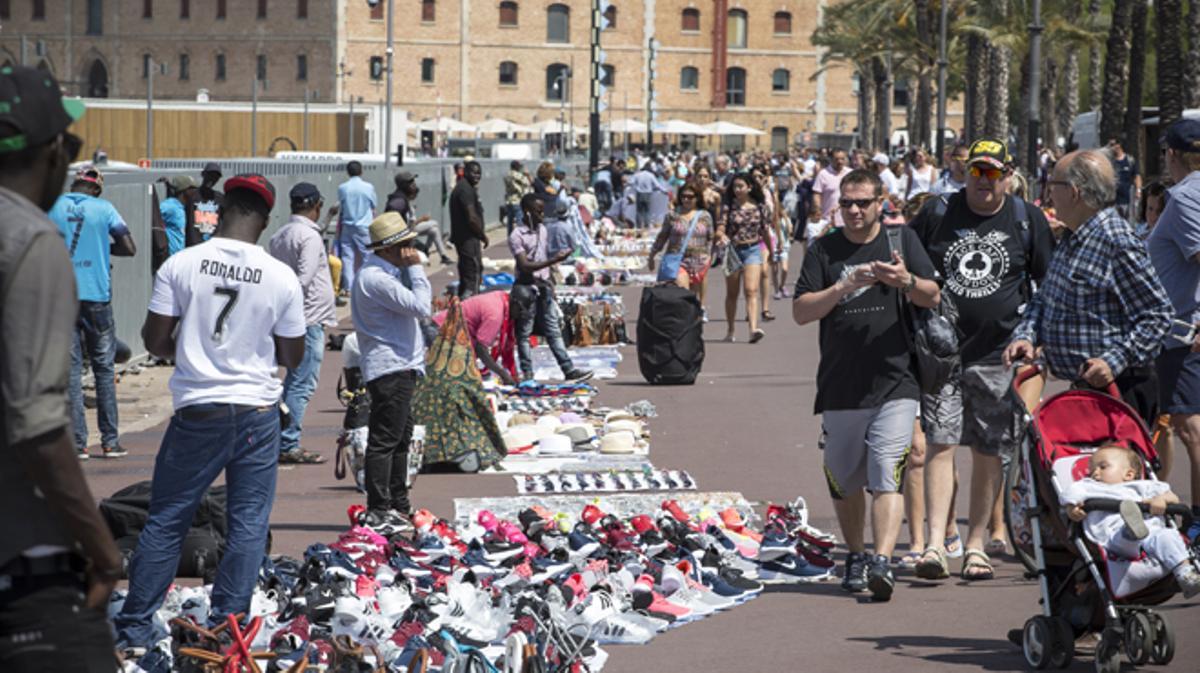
[212,287,239,342]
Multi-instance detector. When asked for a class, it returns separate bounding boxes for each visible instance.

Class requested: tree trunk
[1088,0,1103,111]
[1043,54,1060,153]
[874,57,892,150]
[984,40,1010,143]
[966,33,989,142]
[1188,0,1200,108]
[1099,0,1133,146]
[915,0,935,150]
[1059,49,1080,145]
[1015,53,1032,174]
[859,66,876,151]
[1123,0,1148,162]
[906,77,919,150]
[1157,0,1185,128]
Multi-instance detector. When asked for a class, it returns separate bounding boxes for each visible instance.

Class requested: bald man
[1006,150,1172,424]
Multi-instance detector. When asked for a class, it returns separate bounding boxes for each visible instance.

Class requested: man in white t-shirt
[809,149,851,237]
[872,152,902,200]
[114,174,305,656]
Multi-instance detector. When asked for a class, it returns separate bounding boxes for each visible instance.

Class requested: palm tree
[966,33,988,141]
[1122,0,1148,159]
[1057,1,1083,142]
[1043,54,1060,150]
[1099,0,1133,146]
[914,0,936,150]
[1088,0,1103,110]
[1188,2,1200,108]
[1156,0,1185,128]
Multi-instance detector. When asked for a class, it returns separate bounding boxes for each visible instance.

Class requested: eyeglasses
[968,165,1005,181]
[839,197,878,210]
[61,133,83,163]
[679,193,697,200]
[1045,179,1072,188]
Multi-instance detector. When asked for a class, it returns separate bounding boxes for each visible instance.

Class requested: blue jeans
[338,226,370,291]
[280,324,326,454]
[113,404,280,649]
[69,301,118,450]
[513,283,574,379]
[503,204,523,235]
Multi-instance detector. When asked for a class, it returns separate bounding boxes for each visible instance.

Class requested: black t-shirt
[910,192,1054,366]
[794,226,938,413]
[449,181,483,245]
[385,191,412,222]
[185,187,222,247]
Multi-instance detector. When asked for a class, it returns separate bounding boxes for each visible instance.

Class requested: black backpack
[636,285,705,384]
[885,226,962,394]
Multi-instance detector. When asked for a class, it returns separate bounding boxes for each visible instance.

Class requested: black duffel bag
[636,285,705,385]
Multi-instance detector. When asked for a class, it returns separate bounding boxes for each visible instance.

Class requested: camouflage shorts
[921,362,1024,457]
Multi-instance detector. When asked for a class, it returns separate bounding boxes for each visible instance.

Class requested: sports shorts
[921,362,1023,457]
[821,398,918,498]
[1157,347,1200,415]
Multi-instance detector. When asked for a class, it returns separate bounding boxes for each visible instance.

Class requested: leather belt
[176,403,268,423]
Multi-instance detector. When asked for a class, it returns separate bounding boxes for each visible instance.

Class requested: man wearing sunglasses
[794,169,941,602]
[0,65,124,670]
[909,138,1056,582]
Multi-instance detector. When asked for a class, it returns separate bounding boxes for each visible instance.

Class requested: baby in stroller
[1062,444,1200,597]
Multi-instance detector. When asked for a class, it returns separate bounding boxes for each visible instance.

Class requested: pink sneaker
[477,510,499,532]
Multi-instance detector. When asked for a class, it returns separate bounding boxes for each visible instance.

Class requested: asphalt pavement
[80,243,1200,672]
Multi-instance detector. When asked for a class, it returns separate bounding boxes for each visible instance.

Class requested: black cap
[0,65,85,154]
[394,170,418,186]
[202,161,222,175]
[966,138,1012,169]
[510,160,523,170]
[1160,119,1200,154]
[289,182,321,204]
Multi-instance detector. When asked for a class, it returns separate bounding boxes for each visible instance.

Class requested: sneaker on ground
[77,449,90,460]
[841,552,869,593]
[562,369,594,383]
[866,554,895,602]
[101,443,128,458]
[756,553,832,584]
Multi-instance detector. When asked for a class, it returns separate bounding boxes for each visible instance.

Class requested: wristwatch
[902,273,917,294]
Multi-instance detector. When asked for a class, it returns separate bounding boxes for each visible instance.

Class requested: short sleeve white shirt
[149,237,306,410]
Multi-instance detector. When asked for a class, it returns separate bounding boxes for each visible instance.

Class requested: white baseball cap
[872,153,891,166]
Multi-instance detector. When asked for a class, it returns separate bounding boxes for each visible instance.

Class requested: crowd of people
[4,61,1200,670]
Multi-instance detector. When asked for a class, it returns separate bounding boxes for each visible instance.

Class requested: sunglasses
[839,197,878,209]
[679,193,698,200]
[968,165,1005,181]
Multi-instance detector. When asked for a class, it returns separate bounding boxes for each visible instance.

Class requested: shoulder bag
[885,226,961,394]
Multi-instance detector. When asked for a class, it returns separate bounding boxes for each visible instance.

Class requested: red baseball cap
[224,173,276,210]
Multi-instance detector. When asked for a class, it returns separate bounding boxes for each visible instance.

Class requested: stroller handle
[1010,361,1122,400]
[1081,498,1194,530]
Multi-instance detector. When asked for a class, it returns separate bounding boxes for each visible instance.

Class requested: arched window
[499,0,517,26]
[773,11,791,35]
[728,9,747,48]
[546,63,570,101]
[771,126,789,151]
[725,67,745,106]
[421,0,435,22]
[86,59,109,97]
[600,64,614,87]
[86,0,102,35]
[680,66,699,90]
[772,68,789,92]
[681,7,699,32]
[499,61,518,85]
[547,4,570,43]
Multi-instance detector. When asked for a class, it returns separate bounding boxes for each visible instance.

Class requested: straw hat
[604,410,638,424]
[502,426,538,455]
[367,211,419,250]
[604,418,644,438]
[538,433,573,456]
[599,430,648,455]
[556,423,596,447]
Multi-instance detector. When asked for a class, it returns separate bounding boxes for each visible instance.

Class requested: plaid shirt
[1012,207,1171,379]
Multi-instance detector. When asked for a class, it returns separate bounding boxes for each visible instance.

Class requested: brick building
[1,0,961,151]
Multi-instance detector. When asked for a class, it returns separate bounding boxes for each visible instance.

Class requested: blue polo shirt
[160,197,186,256]
[1148,170,1200,347]
[48,193,130,303]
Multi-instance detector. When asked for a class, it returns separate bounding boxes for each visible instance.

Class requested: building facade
[0,0,962,151]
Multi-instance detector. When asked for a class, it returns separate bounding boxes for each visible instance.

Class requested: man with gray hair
[1005,149,1172,424]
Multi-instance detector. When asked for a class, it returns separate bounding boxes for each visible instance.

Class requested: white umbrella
[528,119,588,135]
[475,118,536,135]
[702,120,766,136]
[652,119,711,135]
[416,117,476,134]
[607,119,647,134]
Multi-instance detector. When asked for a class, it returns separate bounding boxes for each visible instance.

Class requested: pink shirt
[432,291,509,348]
[814,166,851,225]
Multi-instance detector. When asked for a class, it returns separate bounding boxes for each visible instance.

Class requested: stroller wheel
[1124,612,1153,665]
[1147,612,1175,665]
[1049,617,1074,669]
[1023,616,1054,670]
[1094,631,1121,673]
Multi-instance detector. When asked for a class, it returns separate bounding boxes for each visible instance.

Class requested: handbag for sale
[657,212,702,283]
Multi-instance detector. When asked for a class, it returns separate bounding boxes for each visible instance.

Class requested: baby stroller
[1005,365,1195,672]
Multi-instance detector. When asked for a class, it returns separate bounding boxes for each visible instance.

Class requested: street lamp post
[146,57,155,162]
[1027,0,1044,175]
[384,0,395,167]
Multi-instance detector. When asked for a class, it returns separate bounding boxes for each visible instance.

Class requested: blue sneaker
[757,553,833,584]
[757,524,794,563]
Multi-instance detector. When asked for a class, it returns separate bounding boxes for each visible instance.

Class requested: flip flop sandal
[944,532,964,559]
[960,549,995,581]
[914,546,950,580]
[898,551,922,569]
[984,538,1009,556]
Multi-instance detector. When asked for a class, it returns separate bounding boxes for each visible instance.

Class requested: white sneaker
[377,584,413,622]
[1175,565,1200,598]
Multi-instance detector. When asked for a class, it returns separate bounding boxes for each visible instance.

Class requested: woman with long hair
[718,173,773,343]
[648,181,714,298]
